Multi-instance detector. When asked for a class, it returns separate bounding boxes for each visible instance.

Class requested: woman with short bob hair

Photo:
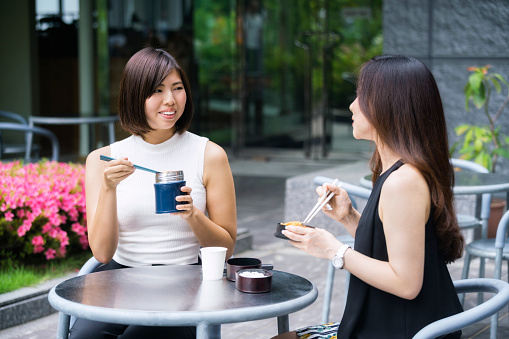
[275,55,464,339]
[118,47,194,135]
[72,47,237,339]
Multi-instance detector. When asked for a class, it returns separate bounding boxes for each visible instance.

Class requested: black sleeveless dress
[337,161,463,338]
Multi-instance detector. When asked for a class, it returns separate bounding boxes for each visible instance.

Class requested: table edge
[48,280,318,327]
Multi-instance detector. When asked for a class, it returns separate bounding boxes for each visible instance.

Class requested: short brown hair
[118,47,193,135]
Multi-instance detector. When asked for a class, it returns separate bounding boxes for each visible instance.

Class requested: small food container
[274,222,315,240]
[235,269,272,293]
[226,257,262,281]
[154,170,186,214]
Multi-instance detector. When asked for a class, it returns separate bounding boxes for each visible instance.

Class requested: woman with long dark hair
[275,55,464,338]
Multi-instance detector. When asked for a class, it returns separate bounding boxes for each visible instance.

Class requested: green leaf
[481,135,491,143]
[464,84,472,111]
[491,77,502,93]
[469,72,483,91]
[493,148,509,160]
[455,124,470,135]
[472,82,486,109]
[493,73,509,88]
[460,145,476,154]
[464,129,474,145]
[474,138,483,151]
[473,126,484,139]
[475,153,491,171]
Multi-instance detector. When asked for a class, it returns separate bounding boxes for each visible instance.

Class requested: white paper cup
[200,247,227,280]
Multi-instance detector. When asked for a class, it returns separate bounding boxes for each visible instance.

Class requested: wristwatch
[332,244,351,269]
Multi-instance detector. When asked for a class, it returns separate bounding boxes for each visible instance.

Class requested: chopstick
[302,179,340,224]
[99,155,159,174]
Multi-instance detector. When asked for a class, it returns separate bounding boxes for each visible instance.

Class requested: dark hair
[357,55,464,263]
[118,47,193,135]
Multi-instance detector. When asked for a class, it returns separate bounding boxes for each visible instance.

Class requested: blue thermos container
[154,170,186,214]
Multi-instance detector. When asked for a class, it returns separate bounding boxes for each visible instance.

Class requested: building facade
[1,0,508,167]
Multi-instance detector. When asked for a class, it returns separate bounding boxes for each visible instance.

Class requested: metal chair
[313,175,372,323]
[413,278,509,339]
[0,110,34,158]
[0,110,28,124]
[460,209,509,338]
[0,123,59,162]
[451,159,495,308]
[451,158,492,238]
[28,115,119,156]
[54,256,101,338]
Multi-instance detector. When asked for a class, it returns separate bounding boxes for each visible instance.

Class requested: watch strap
[333,244,351,269]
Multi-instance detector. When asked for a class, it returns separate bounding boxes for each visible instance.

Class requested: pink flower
[72,223,86,236]
[1,161,89,261]
[32,235,44,246]
[45,248,56,260]
[17,223,31,237]
[48,227,58,238]
[4,210,14,221]
[49,212,61,226]
[79,235,89,249]
[42,222,52,234]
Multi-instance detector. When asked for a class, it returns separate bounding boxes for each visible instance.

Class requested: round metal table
[48,265,318,339]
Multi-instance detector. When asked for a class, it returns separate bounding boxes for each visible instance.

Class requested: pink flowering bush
[0,160,88,265]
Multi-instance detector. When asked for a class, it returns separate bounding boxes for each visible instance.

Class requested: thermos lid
[155,170,184,183]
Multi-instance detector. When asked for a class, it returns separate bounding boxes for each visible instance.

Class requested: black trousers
[69,260,197,339]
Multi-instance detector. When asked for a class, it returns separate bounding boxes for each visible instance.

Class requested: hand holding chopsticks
[302,179,342,224]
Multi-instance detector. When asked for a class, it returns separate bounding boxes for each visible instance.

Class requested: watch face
[333,256,343,269]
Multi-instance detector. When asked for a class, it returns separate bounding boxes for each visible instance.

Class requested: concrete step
[0,273,74,330]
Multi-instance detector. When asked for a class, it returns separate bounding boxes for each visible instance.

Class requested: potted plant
[452,65,509,171]
[451,65,509,237]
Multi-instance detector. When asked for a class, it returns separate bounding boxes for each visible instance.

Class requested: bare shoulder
[203,141,233,187]
[383,164,429,197]
[86,146,110,169]
[204,141,228,165]
[380,163,431,222]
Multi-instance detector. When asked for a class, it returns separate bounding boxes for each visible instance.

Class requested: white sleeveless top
[110,132,208,266]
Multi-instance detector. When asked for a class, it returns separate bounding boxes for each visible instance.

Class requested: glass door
[193,0,381,159]
[236,0,309,157]
[235,0,381,159]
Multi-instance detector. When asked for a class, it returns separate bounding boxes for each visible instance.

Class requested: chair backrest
[493,209,509,280]
[314,175,371,210]
[495,209,509,249]
[77,256,101,276]
[451,158,489,174]
[413,278,509,339]
[451,158,492,237]
[0,123,60,162]
[0,111,30,158]
[0,110,28,124]
[28,115,118,152]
